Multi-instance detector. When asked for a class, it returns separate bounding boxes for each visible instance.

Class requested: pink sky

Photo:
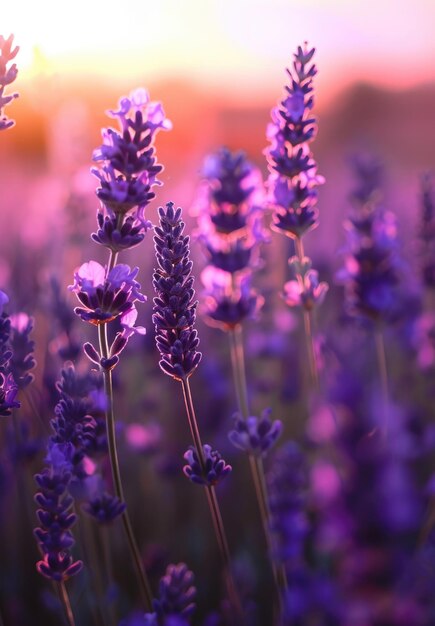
[3,0,435,107]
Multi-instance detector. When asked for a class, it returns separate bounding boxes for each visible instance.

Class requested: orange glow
[3,0,435,108]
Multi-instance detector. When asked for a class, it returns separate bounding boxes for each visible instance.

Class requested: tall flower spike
[153,203,202,381]
[92,88,171,252]
[0,34,19,131]
[265,43,323,239]
[194,147,266,331]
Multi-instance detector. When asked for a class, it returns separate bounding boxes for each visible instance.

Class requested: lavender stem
[229,326,288,601]
[58,582,76,626]
[295,236,319,390]
[97,322,153,611]
[180,377,244,620]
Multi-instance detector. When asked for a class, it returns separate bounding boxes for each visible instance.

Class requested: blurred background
[1,0,435,270]
[1,2,435,624]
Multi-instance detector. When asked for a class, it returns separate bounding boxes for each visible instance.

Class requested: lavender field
[1,12,435,626]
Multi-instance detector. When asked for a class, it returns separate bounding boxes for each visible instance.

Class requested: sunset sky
[3,0,435,106]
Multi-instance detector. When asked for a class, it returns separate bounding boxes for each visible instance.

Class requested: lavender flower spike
[92,88,171,252]
[153,203,202,381]
[0,34,19,131]
[229,408,283,457]
[153,563,196,621]
[265,43,324,239]
[183,444,232,487]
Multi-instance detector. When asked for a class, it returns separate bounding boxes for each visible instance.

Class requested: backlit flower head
[265,43,324,240]
[92,88,171,219]
[70,261,145,326]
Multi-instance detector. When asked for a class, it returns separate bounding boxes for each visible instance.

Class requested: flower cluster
[283,256,328,312]
[153,203,202,381]
[34,448,83,582]
[0,34,19,131]
[265,44,323,239]
[0,291,20,415]
[194,147,265,330]
[419,172,435,289]
[228,408,282,457]
[153,563,196,622]
[267,441,308,565]
[92,88,171,252]
[183,444,232,487]
[265,43,328,328]
[50,364,97,482]
[9,312,36,388]
[82,492,126,524]
[70,261,146,369]
[337,154,402,324]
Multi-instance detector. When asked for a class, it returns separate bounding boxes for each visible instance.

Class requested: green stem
[181,377,244,620]
[294,236,319,391]
[58,582,76,626]
[98,323,153,611]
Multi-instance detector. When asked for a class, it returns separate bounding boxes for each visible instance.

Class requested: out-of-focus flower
[337,155,402,324]
[283,268,329,311]
[267,441,308,565]
[9,312,36,388]
[82,492,126,524]
[153,203,202,381]
[228,408,283,456]
[183,444,232,487]
[34,460,82,582]
[200,266,263,331]
[0,372,19,415]
[419,172,435,289]
[153,563,196,621]
[0,34,19,131]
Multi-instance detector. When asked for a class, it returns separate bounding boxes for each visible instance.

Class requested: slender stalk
[58,582,76,626]
[374,327,389,436]
[294,236,319,390]
[180,377,244,620]
[229,326,288,601]
[98,322,153,611]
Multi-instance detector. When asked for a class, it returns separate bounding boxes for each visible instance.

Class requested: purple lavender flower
[0,290,12,371]
[267,441,308,565]
[153,563,196,621]
[92,211,152,252]
[337,155,401,323]
[50,364,97,481]
[0,34,19,131]
[70,261,145,325]
[194,148,266,332]
[283,257,329,311]
[91,88,171,251]
[82,492,126,524]
[196,147,263,235]
[419,172,435,289]
[152,203,202,381]
[228,408,283,456]
[200,267,263,331]
[265,44,323,239]
[34,450,82,582]
[183,444,232,487]
[9,312,36,388]
[0,371,20,415]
